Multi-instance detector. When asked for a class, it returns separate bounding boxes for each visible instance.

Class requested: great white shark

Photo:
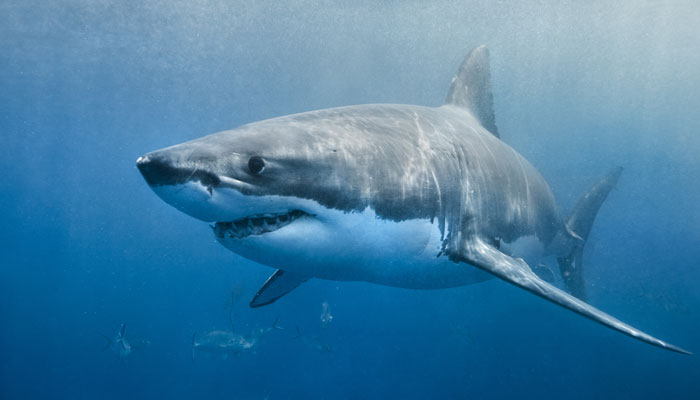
[137,46,689,354]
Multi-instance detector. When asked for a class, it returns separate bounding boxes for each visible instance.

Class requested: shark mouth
[213,210,311,239]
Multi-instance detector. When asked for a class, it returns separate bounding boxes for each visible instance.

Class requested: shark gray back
[137,46,689,354]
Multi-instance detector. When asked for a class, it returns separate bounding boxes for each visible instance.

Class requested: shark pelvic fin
[459,237,690,354]
[250,270,309,308]
[444,45,499,138]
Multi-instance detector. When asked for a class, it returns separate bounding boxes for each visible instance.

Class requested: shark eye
[248,156,265,175]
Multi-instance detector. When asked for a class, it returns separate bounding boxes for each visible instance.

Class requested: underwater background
[2,1,700,398]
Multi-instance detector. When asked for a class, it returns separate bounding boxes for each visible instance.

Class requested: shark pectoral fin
[458,238,690,354]
[249,269,309,308]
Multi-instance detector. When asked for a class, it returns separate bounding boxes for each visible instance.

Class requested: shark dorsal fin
[444,45,499,138]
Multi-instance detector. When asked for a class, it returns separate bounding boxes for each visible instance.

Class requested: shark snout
[137,153,175,186]
[136,152,221,189]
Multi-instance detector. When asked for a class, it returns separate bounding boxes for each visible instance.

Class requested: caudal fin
[559,167,623,300]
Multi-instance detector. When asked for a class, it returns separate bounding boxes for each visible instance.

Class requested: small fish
[100,323,132,359]
[320,301,333,329]
[192,318,283,359]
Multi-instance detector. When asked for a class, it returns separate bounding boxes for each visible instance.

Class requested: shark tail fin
[444,45,499,138]
[558,167,623,300]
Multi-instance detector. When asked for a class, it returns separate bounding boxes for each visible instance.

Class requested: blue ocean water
[2,1,700,398]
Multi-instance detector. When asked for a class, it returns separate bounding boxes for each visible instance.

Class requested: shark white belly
[156,181,492,288]
[217,206,493,289]
[137,46,689,354]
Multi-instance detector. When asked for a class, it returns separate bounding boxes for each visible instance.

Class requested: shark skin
[137,46,689,354]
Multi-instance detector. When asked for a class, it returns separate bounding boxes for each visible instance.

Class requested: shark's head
[139,119,339,219]
[136,111,436,276]
[137,121,340,222]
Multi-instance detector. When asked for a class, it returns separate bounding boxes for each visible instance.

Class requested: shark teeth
[213,210,309,239]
